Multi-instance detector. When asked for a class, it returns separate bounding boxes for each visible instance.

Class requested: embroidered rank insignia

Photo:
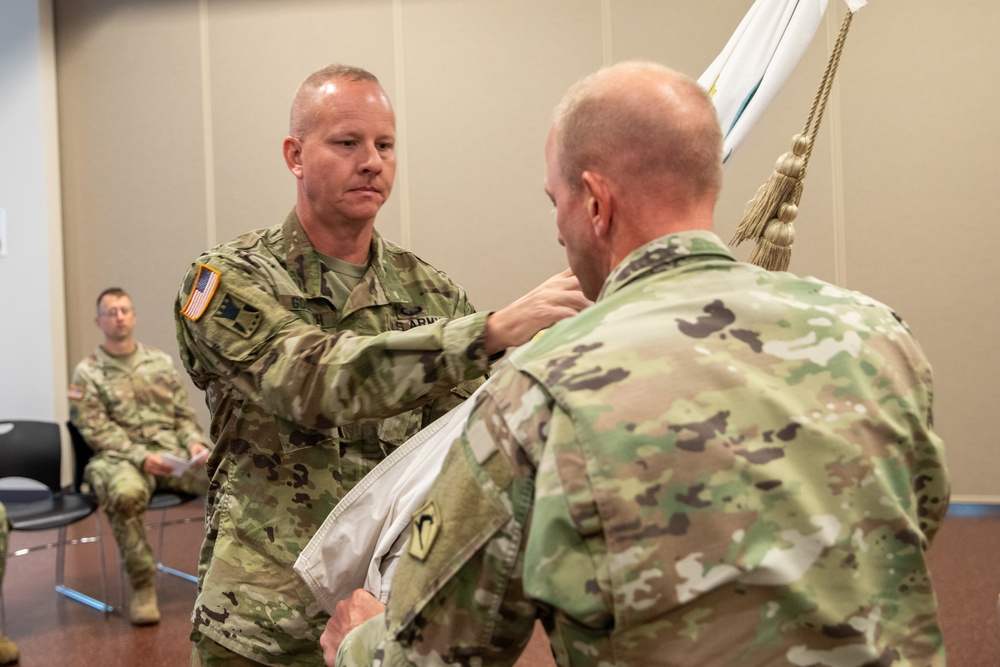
[408,499,441,561]
[181,264,221,321]
[212,293,261,338]
[67,385,84,400]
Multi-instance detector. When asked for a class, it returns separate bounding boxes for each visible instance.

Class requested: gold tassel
[730,134,810,247]
[747,201,797,271]
[731,9,856,272]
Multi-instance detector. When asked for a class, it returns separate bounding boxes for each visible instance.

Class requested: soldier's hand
[189,443,210,468]
[321,588,385,666]
[142,453,173,477]
[485,268,592,355]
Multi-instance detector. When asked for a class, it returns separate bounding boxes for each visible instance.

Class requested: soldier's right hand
[142,453,173,477]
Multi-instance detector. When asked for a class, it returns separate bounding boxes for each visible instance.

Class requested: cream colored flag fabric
[700,0,829,164]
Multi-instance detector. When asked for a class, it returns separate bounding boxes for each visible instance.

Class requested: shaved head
[551,61,723,202]
[289,64,385,138]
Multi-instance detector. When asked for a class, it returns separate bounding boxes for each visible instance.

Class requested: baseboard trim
[947,501,1000,517]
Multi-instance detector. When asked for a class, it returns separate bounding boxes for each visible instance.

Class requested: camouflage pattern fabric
[69,342,211,588]
[173,211,490,666]
[338,230,948,667]
[0,503,7,589]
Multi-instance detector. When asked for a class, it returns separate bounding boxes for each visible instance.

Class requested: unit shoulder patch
[212,293,262,338]
[408,499,441,561]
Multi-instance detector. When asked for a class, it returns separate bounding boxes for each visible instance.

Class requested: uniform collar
[94,341,150,369]
[597,231,736,301]
[282,211,411,313]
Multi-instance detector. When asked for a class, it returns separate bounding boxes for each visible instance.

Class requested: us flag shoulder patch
[181,264,221,321]
[67,385,84,400]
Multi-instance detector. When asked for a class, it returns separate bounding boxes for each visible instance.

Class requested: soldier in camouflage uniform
[69,287,211,626]
[0,503,19,665]
[173,64,589,666]
[329,61,948,666]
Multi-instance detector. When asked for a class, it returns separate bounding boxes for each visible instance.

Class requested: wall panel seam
[199,0,217,250]
[601,0,613,66]
[826,8,848,288]
[393,0,410,249]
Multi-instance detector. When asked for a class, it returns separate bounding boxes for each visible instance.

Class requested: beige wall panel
[399,0,604,311]
[56,0,209,380]
[613,1,841,283]
[52,0,998,499]
[205,0,401,244]
[837,0,1000,498]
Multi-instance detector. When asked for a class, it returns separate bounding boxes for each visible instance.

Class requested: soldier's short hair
[289,64,385,138]
[552,60,723,201]
[96,287,130,312]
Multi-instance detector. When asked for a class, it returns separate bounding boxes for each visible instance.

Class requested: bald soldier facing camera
[174,64,590,666]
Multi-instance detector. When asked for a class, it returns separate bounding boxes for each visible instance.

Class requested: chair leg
[54,520,114,614]
[154,507,198,584]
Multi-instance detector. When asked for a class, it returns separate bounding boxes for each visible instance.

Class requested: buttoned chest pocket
[274,415,339,457]
[376,407,426,447]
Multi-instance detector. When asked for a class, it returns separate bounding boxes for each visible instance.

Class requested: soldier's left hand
[321,588,385,666]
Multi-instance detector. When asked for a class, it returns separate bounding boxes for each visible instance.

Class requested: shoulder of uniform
[190,226,276,266]
[229,226,274,251]
[180,227,286,295]
[136,342,170,360]
[385,243,462,289]
[71,355,97,376]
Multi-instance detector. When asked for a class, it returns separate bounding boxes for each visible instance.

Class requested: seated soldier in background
[69,287,210,626]
[0,503,18,664]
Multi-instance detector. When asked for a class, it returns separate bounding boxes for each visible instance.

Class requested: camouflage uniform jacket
[69,342,209,471]
[174,211,490,665]
[339,230,948,667]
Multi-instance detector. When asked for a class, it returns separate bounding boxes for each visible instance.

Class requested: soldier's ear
[283,136,304,178]
[581,170,613,238]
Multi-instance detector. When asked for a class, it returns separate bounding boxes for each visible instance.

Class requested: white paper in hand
[160,448,208,477]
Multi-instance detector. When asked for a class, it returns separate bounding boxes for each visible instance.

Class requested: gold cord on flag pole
[730,9,854,271]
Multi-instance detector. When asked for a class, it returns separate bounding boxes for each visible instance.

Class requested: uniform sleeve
[68,363,150,469]
[174,254,492,430]
[168,366,210,452]
[337,368,551,666]
[908,348,949,545]
[334,614,387,667]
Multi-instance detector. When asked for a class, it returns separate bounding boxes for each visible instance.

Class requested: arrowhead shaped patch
[408,499,441,561]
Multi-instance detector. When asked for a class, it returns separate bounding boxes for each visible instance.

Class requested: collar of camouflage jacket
[281,210,411,312]
[597,231,737,302]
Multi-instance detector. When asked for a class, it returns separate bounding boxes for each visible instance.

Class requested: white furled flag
[700,0,829,164]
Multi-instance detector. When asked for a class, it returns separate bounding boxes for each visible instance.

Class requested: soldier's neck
[102,338,137,356]
[297,210,374,265]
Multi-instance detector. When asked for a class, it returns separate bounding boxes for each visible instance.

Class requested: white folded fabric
[294,380,490,612]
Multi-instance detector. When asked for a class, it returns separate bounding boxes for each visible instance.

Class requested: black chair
[0,420,113,623]
[66,421,200,588]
